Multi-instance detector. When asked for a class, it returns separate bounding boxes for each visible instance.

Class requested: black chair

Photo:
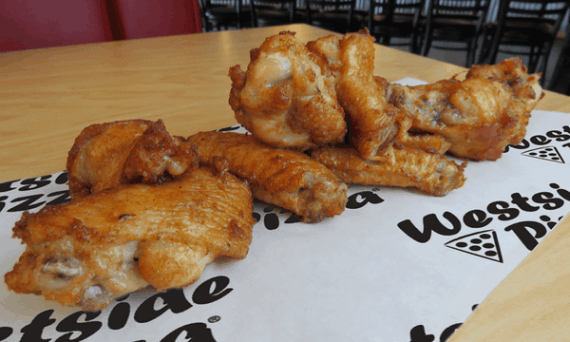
[420,0,492,67]
[305,0,365,33]
[478,0,570,86]
[548,28,570,93]
[250,0,301,27]
[198,0,252,31]
[367,0,426,53]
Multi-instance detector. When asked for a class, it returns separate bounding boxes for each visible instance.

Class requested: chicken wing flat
[228,31,346,150]
[67,119,198,198]
[5,167,254,311]
[388,57,543,161]
[187,131,348,222]
[312,146,467,196]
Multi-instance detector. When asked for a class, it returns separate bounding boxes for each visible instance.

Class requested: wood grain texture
[1,24,570,341]
[449,214,570,342]
[0,25,331,181]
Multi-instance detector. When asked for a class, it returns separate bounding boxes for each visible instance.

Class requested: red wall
[109,0,202,40]
[0,0,202,53]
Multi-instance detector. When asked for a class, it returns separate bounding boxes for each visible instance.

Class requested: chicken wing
[336,30,449,161]
[228,31,346,150]
[306,34,342,78]
[5,167,254,311]
[187,131,348,222]
[387,57,543,161]
[335,31,399,160]
[311,146,466,196]
[67,120,198,198]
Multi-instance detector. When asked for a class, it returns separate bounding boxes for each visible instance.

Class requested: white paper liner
[1,79,569,342]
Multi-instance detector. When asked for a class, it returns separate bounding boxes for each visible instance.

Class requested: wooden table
[1,24,569,341]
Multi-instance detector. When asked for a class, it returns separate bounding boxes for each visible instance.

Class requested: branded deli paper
[1,81,570,342]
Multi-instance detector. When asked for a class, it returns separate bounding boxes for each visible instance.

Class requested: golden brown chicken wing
[335,31,401,160]
[5,167,254,311]
[335,31,450,161]
[67,119,198,198]
[187,131,348,222]
[311,146,467,196]
[388,57,543,161]
[228,31,346,150]
[306,34,342,78]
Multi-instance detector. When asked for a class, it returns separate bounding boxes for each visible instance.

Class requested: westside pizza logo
[253,189,384,230]
[398,183,570,262]
[0,276,232,342]
[444,230,503,263]
[521,146,565,163]
[504,124,570,160]
[408,304,478,342]
[0,172,71,214]
[393,124,570,263]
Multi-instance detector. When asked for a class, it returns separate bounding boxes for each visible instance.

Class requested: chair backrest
[202,0,240,9]
[497,0,569,34]
[253,0,295,4]
[430,0,491,20]
[485,0,570,79]
[250,0,297,27]
[369,0,425,21]
[368,0,425,51]
[0,0,114,53]
[306,0,356,11]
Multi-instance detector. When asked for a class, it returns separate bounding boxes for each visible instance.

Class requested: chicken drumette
[229,31,347,150]
[67,119,198,198]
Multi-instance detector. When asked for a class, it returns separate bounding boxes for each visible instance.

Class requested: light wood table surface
[1,24,569,341]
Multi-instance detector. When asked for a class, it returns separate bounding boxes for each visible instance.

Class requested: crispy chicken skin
[4,31,545,316]
[312,146,467,196]
[388,57,543,161]
[67,120,198,198]
[335,31,449,160]
[187,131,348,222]
[5,167,254,311]
[336,31,401,160]
[228,31,346,150]
[306,34,342,78]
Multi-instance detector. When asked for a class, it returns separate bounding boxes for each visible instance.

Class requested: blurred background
[1,0,569,94]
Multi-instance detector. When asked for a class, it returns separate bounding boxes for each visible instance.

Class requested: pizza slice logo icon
[521,146,565,163]
[444,230,503,263]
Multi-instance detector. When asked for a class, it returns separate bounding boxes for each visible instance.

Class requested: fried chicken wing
[306,34,342,78]
[67,120,198,198]
[335,31,400,160]
[335,31,449,160]
[312,146,467,196]
[187,131,348,222]
[228,31,346,150]
[388,57,543,161]
[5,167,254,311]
